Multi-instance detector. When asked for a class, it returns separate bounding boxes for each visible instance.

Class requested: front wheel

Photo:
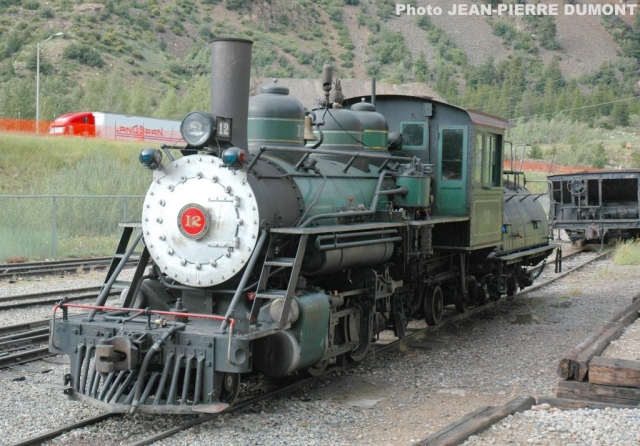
[218,372,240,406]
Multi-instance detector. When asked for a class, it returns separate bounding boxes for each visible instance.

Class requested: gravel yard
[1,250,639,445]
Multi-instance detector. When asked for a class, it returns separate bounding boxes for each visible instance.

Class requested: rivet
[149,244,153,248]
[252,206,256,210]
[252,234,256,239]
[168,185,174,192]
[212,176,218,183]
[180,258,186,266]
[160,235,166,240]
[237,219,243,226]
[196,172,203,178]
[186,159,190,163]
[247,247,251,252]
[248,193,252,197]
[198,157,202,161]
[174,163,179,168]
[185,278,189,282]
[225,186,231,193]
[156,217,163,223]
[225,251,231,257]
[167,248,174,255]
[146,204,150,208]
[146,231,150,235]
[221,276,225,280]
[195,262,201,270]
[159,199,166,206]
[210,260,217,267]
[150,191,154,195]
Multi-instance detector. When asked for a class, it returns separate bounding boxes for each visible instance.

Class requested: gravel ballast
[1,249,640,445]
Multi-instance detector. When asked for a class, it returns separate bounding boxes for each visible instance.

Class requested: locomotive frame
[49,39,556,414]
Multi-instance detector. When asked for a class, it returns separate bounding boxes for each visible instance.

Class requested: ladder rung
[255,290,288,299]
[264,257,295,267]
[112,281,131,289]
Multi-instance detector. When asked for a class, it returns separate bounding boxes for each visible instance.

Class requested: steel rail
[0,319,49,338]
[0,291,116,311]
[10,413,116,446]
[0,346,51,369]
[0,286,102,303]
[0,258,137,280]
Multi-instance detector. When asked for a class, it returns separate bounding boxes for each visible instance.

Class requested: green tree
[529,144,543,159]
[0,78,35,119]
[591,142,607,168]
[81,73,128,113]
[127,81,153,116]
[611,100,630,127]
[156,88,181,120]
[412,51,428,82]
[27,48,53,75]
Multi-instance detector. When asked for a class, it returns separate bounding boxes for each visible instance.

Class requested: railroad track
[0,285,117,311]
[9,247,610,445]
[0,320,52,369]
[0,257,136,280]
[0,287,119,369]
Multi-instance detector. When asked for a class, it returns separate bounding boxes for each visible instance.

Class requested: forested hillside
[0,0,639,129]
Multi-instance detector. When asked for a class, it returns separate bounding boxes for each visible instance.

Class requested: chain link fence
[1,195,144,261]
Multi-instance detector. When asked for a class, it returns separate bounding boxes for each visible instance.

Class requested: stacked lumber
[556,296,640,405]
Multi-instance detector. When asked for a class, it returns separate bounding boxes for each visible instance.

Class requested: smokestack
[211,38,253,152]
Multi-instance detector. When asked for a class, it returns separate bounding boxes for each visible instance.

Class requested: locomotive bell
[303,115,317,141]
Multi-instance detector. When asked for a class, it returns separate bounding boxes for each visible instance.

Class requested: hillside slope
[0,0,637,122]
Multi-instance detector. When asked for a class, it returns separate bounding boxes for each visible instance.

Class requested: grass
[0,134,152,260]
[612,240,640,265]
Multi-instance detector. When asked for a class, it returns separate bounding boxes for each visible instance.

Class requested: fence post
[52,196,57,259]
[122,197,127,222]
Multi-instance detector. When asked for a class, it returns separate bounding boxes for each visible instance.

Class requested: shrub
[23,0,39,10]
[62,43,105,67]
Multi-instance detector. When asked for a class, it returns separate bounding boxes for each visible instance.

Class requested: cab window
[484,134,502,187]
[441,128,464,181]
[474,132,483,185]
[400,122,426,147]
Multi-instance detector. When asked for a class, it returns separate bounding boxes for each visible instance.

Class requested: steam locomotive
[49,39,555,414]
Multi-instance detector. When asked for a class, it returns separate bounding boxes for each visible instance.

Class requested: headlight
[180,111,216,147]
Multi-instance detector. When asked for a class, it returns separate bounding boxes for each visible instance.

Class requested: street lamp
[36,32,63,134]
